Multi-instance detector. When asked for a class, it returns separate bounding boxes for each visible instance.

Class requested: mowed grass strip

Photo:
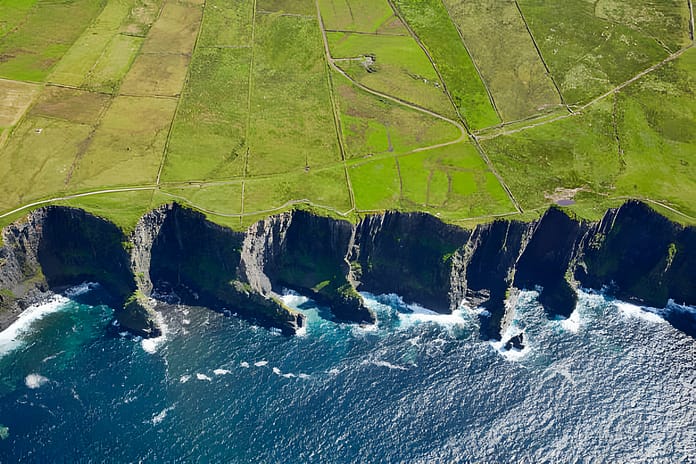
[140,1,203,54]
[48,0,151,91]
[68,96,176,189]
[119,53,190,96]
[0,79,40,127]
[161,183,243,215]
[517,0,675,104]
[119,0,203,97]
[162,47,249,181]
[318,0,403,33]
[58,189,157,232]
[441,0,562,122]
[334,75,459,158]
[0,0,106,81]
[328,32,456,118]
[390,0,499,130]
[247,14,340,175]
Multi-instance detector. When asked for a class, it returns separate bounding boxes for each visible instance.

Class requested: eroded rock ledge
[0,201,694,339]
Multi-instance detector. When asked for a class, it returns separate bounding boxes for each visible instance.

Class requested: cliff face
[0,200,694,340]
[352,212,470,313]
[145,204,303,335]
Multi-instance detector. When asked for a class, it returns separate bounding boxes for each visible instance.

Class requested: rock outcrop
[0,200,694,339]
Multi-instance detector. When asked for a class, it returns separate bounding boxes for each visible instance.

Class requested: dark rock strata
[0,200,694,340]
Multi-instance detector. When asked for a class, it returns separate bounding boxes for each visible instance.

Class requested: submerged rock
[504,332,526,351]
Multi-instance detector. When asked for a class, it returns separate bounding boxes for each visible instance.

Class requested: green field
[518,0,691,104]
[441,0,562,122]
[328,32,456,117]
[0,0,694,232]
[390,0,500,130]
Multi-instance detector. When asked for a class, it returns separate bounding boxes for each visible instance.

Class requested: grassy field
[482,47,696,221]
[334,73,460,158]
[0,0,106,81]
[68,96,176,189]
[247,13,339,175]
[48,0,160,93]
[318,0,400,32]
[328,32,457,118]
[390,0,499,130]
[0,0,693,232]
[441,0,562,122]
[517,0,689,105]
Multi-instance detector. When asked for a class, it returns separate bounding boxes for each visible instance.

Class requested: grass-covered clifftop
[0,0,693,237]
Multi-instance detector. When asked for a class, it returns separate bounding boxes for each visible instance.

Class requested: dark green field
[0,0,694,231]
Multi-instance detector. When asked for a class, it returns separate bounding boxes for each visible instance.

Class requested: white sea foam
[182,319,190,325]
[327,368,340,375]
[490,339,531,362]
[141,309,168,354]
[295,323,307,337]
[240,361,250,368]
[63,282,99,298]
[25,373,49,389]
[561,308,581,333]
[0,295,70,356]
[282,373,296,378]
[616,302,666,323]
[213,369,231,376]
[280,290,311,309]
[196,373,212,381]
[179,375,191,383]
[362,292,469,331]
[151,405,175,425]
[362,359,409,371]
[298,373,311,379]
[398,308,468,329]
[254,360,268,367]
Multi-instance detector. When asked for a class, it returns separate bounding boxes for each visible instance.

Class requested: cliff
[0,200,693,339]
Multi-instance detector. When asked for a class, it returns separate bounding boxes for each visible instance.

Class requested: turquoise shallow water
[0,285,694,462]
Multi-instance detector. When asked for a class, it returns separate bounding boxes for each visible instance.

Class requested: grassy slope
[482,48,696,221]
[518,0,690,105]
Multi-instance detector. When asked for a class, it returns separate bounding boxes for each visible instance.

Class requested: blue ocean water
[0,284,694,462]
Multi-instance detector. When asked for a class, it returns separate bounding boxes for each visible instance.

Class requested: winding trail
[0,187,156,219]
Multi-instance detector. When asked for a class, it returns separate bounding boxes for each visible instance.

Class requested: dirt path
[0,187,156,219]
